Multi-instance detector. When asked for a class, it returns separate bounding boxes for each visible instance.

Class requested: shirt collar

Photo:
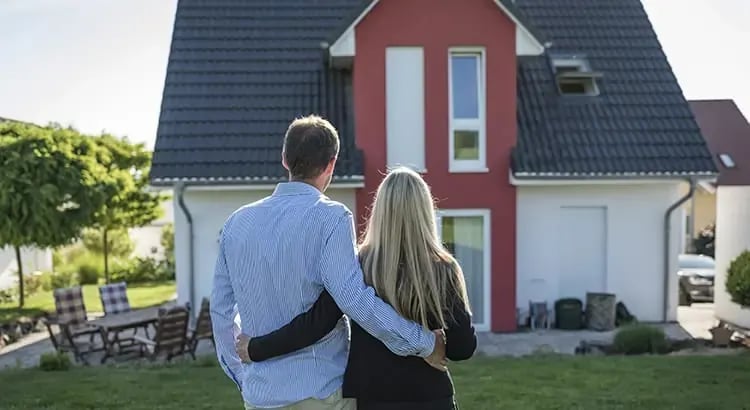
[272,181,322,197]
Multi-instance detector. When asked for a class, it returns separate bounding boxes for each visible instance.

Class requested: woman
[238,167,476,409]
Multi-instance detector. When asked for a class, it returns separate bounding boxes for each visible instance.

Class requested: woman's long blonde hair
[359,167,471,329]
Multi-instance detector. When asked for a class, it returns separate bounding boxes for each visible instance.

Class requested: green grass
[0,355,749,409]
[0,282,176,323]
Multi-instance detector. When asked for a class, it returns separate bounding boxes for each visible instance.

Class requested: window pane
[441,216,485,325]
[453,130,479,160]
[451,55,479,119]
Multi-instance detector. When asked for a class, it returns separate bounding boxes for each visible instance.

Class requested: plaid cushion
[53,287,88,326]
[99,282,131,315]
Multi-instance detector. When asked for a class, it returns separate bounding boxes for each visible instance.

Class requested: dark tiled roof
[151,0,364,185]
[511,0,716,178]
[689,100,750,186]
[152,0,718,184]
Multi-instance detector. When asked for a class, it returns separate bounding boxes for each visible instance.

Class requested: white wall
[516,182,685,322]
[0,246,53,291]
[173,187,357,306]
[129,197,174,258]
[714,185,750,328]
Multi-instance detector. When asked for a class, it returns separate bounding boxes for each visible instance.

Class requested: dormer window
[551,55,602,96]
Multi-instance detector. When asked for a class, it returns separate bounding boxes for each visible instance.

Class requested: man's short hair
[283,115,340,180]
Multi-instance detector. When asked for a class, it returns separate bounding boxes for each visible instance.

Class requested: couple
[210,115,476,410]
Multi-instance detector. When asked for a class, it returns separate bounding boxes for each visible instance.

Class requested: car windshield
[679,255,715,270]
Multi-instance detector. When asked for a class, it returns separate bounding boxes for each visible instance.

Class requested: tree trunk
[103,228,110,284]
[14,245,24,308]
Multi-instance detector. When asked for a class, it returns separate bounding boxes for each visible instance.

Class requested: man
[210,115,446,409]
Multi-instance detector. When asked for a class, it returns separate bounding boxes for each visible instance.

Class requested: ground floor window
[437,209,491,330]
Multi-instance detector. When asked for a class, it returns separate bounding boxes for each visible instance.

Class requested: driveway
[677,303,716,340]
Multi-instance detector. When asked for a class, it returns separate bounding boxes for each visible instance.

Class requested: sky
[0,0,748,150]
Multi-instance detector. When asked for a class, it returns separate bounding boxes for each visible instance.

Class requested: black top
[248,283,476,404]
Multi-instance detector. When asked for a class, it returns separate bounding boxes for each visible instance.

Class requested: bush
[39,352,71,371]
[82,228,134,258]
[22,273,44,296]
[726,250,750,307]
[40,271,76,291]
[613,324,669,355]
[111,257,174,284]
[77,263,100,285]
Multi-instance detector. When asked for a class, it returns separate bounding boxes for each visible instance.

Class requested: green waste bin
[555,298,583,330]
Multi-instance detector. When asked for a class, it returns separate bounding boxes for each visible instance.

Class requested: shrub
[111,257,174,284]
[22,273,44,296]
[613,324,669,355]
[39,352,71,371]
[726,250,750,307]
[82,228,134,258]
[40,271,76,291]
[77,263,100,285]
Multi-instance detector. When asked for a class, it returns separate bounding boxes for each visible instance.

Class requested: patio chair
[134,304,190,362]
[98,282,145,348]
[529,300,551,330]
[43,286,102,364]
[186,298,213,359]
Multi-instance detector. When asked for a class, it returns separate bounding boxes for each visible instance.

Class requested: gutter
[663,179,695,322]
[175,182,195,312]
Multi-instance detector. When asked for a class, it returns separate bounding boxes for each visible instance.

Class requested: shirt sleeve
[248,290,343,361]
[445,289,477,361]
[210,229,244,392]
[319,211,436,357]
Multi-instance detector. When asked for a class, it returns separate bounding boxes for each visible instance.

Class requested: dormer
[550,54,602,96]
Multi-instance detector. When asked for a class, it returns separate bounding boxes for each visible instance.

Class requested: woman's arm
[247,290,343,361]
[444,291,477,361]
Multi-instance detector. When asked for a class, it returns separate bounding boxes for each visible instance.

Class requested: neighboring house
[128,195,174,259]
[688,100,750,328]
[150,0,716,331]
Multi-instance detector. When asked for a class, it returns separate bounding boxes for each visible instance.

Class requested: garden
[0,122,175,348]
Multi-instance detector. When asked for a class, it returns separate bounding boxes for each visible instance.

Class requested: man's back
[220,182,350,407]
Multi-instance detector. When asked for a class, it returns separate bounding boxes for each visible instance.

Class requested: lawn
[0,281,176,322]
[0,355,749,409]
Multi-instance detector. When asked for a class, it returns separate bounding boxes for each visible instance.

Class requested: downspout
[176,183,195,312]
[663,178,695,322]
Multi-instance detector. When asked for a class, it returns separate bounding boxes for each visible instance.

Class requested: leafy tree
[82,228,134,259]
[692,224,715,258]
[161,223,175,271]
[0,122,115,307]
[89,135,164,283]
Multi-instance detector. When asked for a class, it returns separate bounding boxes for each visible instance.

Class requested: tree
[161,223,175,271]
[82,228,134,259]
[0,122,116,307]
[90,135,165,283]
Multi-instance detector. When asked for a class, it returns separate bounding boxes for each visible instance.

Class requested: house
[688,100,750,328]
[150,0,716,332]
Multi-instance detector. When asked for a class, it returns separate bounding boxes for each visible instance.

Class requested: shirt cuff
[416,329,436,358]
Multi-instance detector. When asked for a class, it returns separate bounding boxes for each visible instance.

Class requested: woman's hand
[235,334,252,363]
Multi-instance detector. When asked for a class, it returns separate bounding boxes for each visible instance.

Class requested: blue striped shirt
[210,181,436,408]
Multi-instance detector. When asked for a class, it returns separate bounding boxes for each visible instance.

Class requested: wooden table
[90,304,173,363]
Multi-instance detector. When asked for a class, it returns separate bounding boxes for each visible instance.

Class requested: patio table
[89,303,174,363]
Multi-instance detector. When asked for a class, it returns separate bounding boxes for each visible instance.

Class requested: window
[719,153,735,168]
[551,56,601,96]
[449,50,486,172]
[436,209,491,330]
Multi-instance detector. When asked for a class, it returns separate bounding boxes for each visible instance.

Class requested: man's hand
[235,333,252,363]
[423,329,447,372]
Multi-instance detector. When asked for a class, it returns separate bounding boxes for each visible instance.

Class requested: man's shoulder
[314,195,353,220]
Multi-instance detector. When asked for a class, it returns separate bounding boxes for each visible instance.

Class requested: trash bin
[555,298,583,330]
[585,292,617,331]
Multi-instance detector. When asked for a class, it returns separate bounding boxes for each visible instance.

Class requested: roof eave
[149,174,365,187]
[510,171,719,185]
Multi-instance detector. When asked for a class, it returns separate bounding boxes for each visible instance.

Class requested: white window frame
[436,208,492,331]
[448,48,487,173]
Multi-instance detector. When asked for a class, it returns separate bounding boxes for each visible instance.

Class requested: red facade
[351,0,519,331]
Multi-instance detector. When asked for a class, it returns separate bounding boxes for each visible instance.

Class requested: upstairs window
[449,49,486,172]
[551,55,602,96]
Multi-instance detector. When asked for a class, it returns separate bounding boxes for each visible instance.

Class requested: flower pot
[710,325,733,347]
